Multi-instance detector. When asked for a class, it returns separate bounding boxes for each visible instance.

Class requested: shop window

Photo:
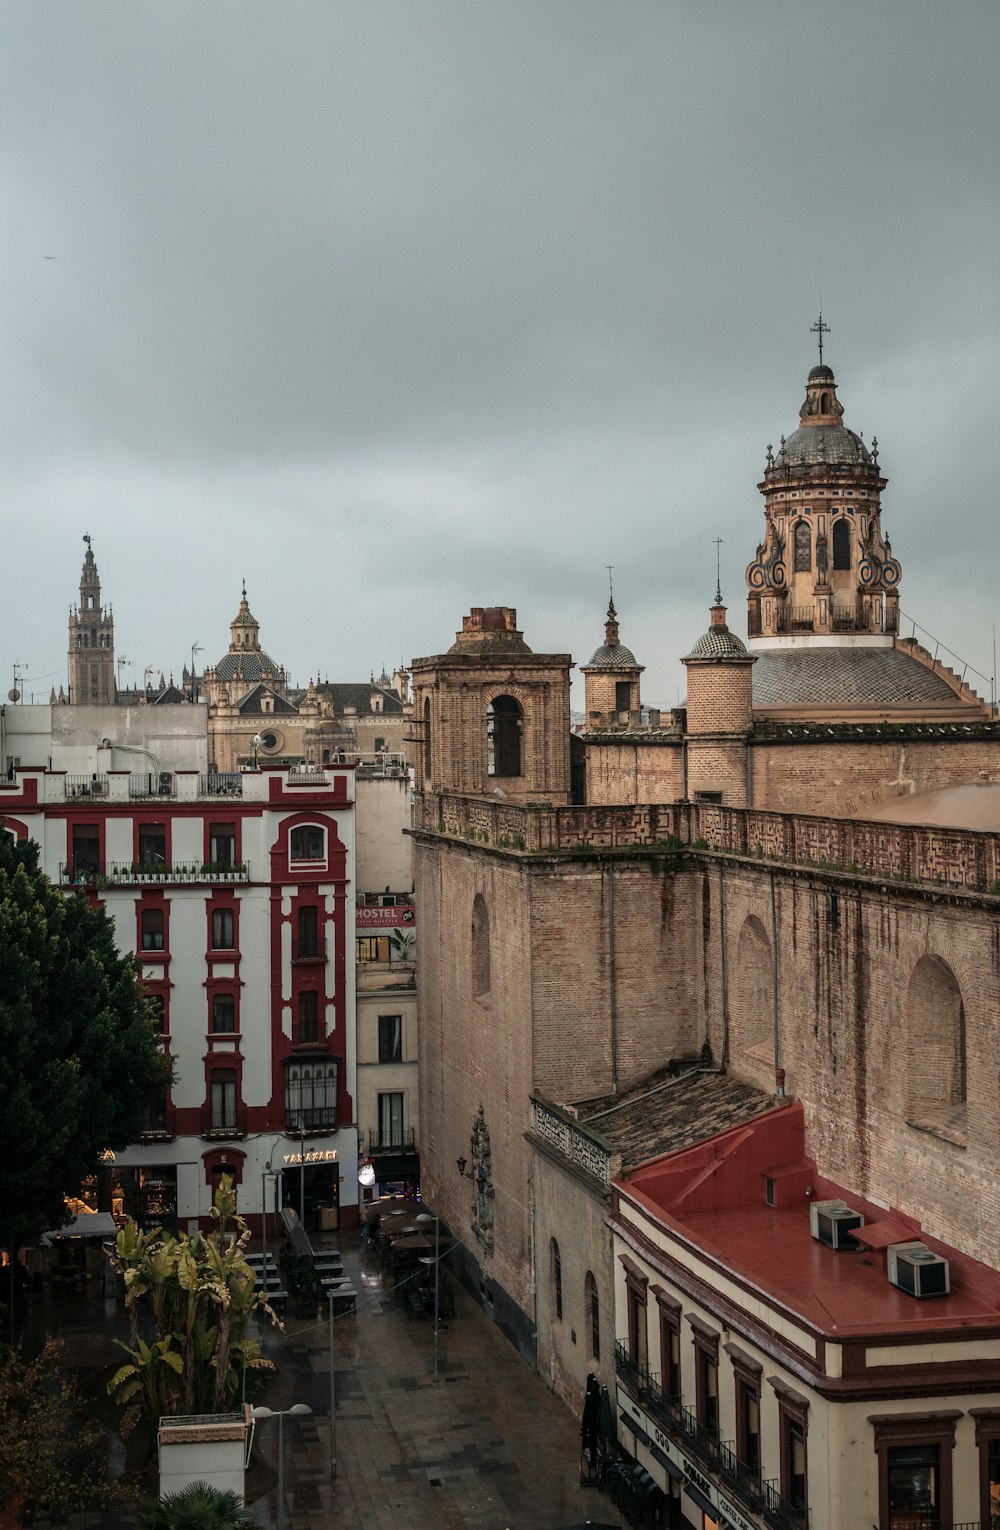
[211,907,235,950]
[551,1238,563,1320]
[284,1057,338,1131]
[472,893,491,997]
[212,993,236,1033]
[210,1069,237,1131]
[141,907,164,951]
[585,1271,600,1360]
[298,991,319,1044]
[487,695,522,777]
[209,822,236,866]
[793,520,811,573]
[378,1091,404,1147]
[290,824,325,862]
[139,824,167,867]
[378,1014,403,1063]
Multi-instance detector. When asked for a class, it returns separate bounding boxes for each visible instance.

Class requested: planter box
[158,1408,251,1501]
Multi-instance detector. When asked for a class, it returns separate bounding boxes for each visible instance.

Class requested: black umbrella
[596,1383,616,1448]
[580,1371,600,1461]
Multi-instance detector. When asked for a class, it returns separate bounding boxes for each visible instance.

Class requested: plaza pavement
[24,1227,627,1530]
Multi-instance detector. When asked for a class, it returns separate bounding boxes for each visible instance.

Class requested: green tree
[0,1339,135,1521]
[0,831,168,1253]
[108,1177,278,1435]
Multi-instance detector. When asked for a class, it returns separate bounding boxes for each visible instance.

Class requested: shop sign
[283,1149,338,1166]
[356,906,415,929]
[614,1385,757,1530]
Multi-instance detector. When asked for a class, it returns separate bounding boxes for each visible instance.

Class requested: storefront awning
[41,1212,117,1244]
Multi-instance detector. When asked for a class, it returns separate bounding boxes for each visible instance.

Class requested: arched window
[585,1271,600,1359]
[820,391,830,413]
[905,955,966,1138]
[423,697,432,781]
[472,893,491,997]
[793,521,812,573]
[487,695,522,777]
[832,519,852,571]
[551,1238,562,1319]
[290,824,325,862]
[734,915,773,1063]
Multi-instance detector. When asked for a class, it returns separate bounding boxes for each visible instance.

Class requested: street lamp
[251,1403,312,1530]
[415,1210,440,1383]
[251,732,262,770]
[261,1167,280,1291]
[327,1290,338,1480]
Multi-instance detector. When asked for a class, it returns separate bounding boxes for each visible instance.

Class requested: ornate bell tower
[67,536,116,705]
[746,327,901,640]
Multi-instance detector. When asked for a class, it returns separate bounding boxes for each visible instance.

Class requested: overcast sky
[2,1,998,712]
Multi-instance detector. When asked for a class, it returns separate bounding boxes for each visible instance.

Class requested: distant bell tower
[68,535,116,705]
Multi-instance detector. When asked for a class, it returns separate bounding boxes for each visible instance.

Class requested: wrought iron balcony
[292,937,327,963]
[201,772,243,797]
[614,1338,658,1400]
[61,861,252,887]
[368,1127,417,1154]
[762,1478,808,1530]
[201,1104,247,1140]
[719,1440,764,1509]
[680,1404,721,1469]
[285,1107,337,1132]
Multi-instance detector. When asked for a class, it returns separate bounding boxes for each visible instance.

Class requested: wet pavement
[20,1229,627,1530]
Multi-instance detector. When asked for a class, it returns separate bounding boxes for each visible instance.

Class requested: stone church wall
[749,735,1000,817]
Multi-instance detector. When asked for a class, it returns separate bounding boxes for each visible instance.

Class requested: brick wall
[750,736,1000,816]
[685,662,754,736]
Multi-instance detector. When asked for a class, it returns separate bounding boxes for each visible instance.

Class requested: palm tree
[139,1481,255,1529]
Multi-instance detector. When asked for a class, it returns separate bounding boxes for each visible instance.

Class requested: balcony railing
[719,1440,764,1509]
[66,773,108,799]
[762,1478,808,1530]
[368,1127,417,1154]
[614,1338,658,1399]
[870,1522,986,1530]
[61,862,251,888]
[201,1104,247,1139]
[129,772,176,799]
[285,1107,337,1132]
[292,938,327,963]
[201,772,243,797]
[681,1404,721,1469]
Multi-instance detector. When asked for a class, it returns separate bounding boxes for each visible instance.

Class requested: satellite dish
[7,689,19,702]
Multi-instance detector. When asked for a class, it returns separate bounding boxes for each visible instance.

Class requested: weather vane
[83,532,92,549]
[713,538,724,604]
[810,310,830,366]
[606,564,615,605]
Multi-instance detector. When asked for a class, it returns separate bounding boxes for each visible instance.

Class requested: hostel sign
[356,906,415,929]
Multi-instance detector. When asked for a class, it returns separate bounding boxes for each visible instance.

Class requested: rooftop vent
[809,1199,864,1250]
[887,1242,950,1299]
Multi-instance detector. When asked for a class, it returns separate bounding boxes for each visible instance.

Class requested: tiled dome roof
[586,641,638,669]
[778,425,871,468]
[685,624,748,660]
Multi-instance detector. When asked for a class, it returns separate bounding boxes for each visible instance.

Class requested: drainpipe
[608,859,619,1096]
[719,862,729,1068]
[769,871,781,1092]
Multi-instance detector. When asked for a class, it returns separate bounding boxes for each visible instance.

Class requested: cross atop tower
[713,537,724,605]
[810,310,831,366]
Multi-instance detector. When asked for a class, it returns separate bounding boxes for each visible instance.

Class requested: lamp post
[298,1117,307,1227]
[251,732,262,771]
[327,1290,338,1480]
[251,1403,312,1530]
[415,1210,440,1383]
[261,1167,279,1289]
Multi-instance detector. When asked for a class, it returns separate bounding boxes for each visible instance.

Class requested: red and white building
[0,763,359,1231]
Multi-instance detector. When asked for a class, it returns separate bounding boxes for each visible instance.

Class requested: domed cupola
[681,593,756,806]
[580,593,644,728]
[746,322,900,642]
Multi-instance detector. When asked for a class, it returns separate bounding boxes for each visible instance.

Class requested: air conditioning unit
[810,1199,864,1250]
[888,1242,950,1298]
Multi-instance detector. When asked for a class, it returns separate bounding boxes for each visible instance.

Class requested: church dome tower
[67,536,116,705]
[746,347,900,640]
[682,593,756,805]
[580,595,644,728]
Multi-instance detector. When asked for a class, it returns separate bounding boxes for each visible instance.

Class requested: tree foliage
[0,1339,135,1519]
[108,1177,279,1435]
[0,831,168,1251]
[138,1481,255,1530]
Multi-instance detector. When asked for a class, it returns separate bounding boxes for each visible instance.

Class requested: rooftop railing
[61,861,251,888]
[201,772,243,797]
